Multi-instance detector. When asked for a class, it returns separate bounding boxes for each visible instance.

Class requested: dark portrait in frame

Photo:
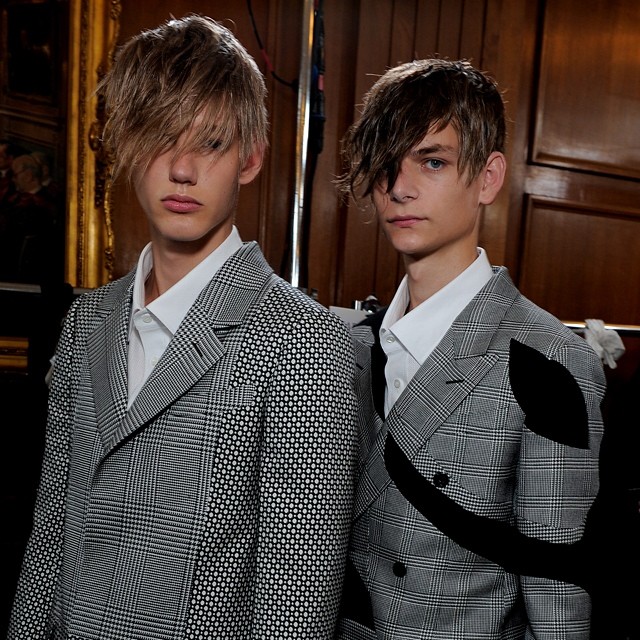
[0,0,68,287]
[4,0,59,103]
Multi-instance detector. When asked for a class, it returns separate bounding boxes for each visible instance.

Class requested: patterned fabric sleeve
[255,307,358,639]
[511,335,606,638]
[8,297,82,639]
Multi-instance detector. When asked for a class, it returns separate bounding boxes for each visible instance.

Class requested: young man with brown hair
[336,58,605,639]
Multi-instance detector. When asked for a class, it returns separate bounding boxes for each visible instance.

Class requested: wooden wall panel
[533,0,640,179]
[414,1,441,57]
[438,0,465,55]
[479,0,540,270]
[257,0,301,278]
[337,0,397,308]
[305,0,360,304]
[509,0,640,328]
[518,198,640,324]
[459,0,486,63]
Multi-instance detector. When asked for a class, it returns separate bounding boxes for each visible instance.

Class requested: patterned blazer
[337,266,605,640]
[9,242,358,640]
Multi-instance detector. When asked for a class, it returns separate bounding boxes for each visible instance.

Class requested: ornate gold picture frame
[0,0,120,372]
[66,0,120,289]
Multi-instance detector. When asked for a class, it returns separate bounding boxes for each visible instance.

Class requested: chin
[391,240,427,255]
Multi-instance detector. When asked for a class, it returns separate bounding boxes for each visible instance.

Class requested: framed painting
[4,1,59,103]
[0,0,120,371]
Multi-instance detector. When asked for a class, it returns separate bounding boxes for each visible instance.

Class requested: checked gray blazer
[337,266,605,640]
[8,242,358,640]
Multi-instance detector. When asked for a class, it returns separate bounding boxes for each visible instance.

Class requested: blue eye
[425,158,444,170]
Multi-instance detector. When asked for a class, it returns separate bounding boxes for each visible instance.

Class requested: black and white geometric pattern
[8,242,358,639]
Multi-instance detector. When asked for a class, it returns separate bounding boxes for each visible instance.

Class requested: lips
[161,194,202,213]
[388,216,422,228]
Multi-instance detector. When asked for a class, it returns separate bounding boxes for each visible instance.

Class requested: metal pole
[289,0,315,289]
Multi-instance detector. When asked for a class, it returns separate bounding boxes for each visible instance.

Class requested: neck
[403,246,478,310]
[144,270,161,305]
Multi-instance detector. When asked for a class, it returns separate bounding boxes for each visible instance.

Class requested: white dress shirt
[127,226,243,406]
[380,248,494,416]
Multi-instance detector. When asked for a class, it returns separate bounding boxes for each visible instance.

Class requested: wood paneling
[336,0,398,307]
[257,0,302,278]
[508,0,640,330]
[518,198,640,323]
[533,0,640,179]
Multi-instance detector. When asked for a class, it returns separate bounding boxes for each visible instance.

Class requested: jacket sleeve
[7,299,81,639]
[254,307,358,639]
[510,335,606,638]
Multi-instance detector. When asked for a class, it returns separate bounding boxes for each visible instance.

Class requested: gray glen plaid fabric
[337,266,606,640]
[8,241,358,640]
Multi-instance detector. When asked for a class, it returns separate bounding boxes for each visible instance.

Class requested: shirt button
[385,335,395,343]
[393,379,401,389]
[142,314,152,323]
[150,357,158,366]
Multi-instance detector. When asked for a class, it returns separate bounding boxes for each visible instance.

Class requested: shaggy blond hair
[338,58,505,199]
[98,14,268,182]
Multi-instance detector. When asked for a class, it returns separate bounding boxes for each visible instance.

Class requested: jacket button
[392,561,407,577]
[433,472,449,488]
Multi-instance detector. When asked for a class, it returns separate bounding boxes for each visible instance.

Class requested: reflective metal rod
[289,0,315,289]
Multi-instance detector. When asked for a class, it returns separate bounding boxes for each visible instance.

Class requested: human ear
[238,143,265,185]
[479,151,506,205]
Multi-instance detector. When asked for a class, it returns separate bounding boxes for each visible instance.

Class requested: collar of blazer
[352,266,518,519]
[87,241,276,457]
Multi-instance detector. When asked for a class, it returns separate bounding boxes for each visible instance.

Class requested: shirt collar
[381,248,493,364]
[131,226,243,334]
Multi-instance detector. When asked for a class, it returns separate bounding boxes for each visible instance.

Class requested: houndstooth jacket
[336,266,606,640]
[8,242,358,639]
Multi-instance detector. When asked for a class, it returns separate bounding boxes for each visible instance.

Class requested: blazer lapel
[353,266,518,519]
[94,241,276,457]
[113,304,228,450]
[352,324,384,466]
[86,275,134,453]
[386,332,499,457]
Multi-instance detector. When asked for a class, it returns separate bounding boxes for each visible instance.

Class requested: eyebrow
[409,143,458,159]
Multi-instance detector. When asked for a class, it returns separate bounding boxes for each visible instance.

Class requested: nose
[389,163,417,203]
[169,151,197,185]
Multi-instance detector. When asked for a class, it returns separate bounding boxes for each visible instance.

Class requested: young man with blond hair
[9,15,357,639]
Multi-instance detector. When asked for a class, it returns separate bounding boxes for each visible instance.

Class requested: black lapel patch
[509,338,589,449]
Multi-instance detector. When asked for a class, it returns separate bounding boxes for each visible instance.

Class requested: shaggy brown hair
[338,59,505,199]
[98,14,268,183]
